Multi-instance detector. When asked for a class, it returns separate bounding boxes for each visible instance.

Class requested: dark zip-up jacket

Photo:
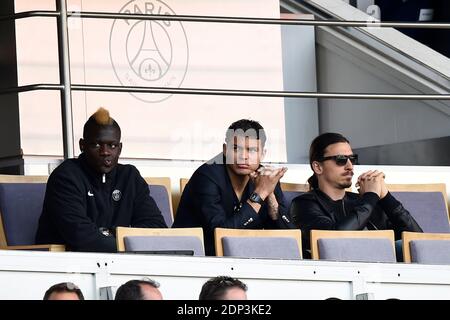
[35,154,167,252]
[173,154,296,256]
[290,189,423,256]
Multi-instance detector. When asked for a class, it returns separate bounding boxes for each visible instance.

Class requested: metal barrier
[0,0,449,158]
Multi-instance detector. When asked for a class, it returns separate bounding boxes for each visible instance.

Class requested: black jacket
[172,155,295,255]
[290,189,423,255]
[36,154,167,252]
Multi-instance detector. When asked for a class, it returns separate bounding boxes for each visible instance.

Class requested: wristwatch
[249,192,264,205]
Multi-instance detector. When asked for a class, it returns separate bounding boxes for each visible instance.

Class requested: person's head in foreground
[199,276,248,300]
[43,282,84,300]
[115,278,163,300]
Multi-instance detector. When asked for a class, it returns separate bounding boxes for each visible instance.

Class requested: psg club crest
[110,0,189,103]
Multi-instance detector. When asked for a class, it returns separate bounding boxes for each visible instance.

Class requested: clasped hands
[356,170,388,199]
[248,166,287,220]
[249,166,288,200]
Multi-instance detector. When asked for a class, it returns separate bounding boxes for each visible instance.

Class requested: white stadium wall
[14,0,289,162]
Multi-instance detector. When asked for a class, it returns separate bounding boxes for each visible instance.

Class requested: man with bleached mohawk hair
[36,107,167,252]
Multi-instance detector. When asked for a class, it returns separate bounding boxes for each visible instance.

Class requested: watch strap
[249,192,264,205]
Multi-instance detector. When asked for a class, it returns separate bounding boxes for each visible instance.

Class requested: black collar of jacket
[310,188,360,221]
[313,188,358,203]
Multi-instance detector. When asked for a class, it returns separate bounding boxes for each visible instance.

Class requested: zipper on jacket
[368,220,378,230]
[341,200,347,217]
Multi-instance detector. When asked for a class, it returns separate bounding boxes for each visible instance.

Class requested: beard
[337,181,352,189]
[337,175,352,189]
[337,171,353,189]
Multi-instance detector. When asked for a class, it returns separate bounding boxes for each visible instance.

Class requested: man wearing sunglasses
[290,132,422,259]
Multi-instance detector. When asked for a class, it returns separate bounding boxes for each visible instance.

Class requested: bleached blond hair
[82,107,121,139]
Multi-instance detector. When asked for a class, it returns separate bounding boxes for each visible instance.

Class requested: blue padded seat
[148,185,173,227]
[0,183,46,246]
[283,191,303,210]
[124,235,205,256]
[318,238,396,263]
[391,191,450,233]
[410,240,450,265]
[222,236,301,259]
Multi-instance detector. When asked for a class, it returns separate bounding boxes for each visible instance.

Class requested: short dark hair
[199,276,247,300]
[43,282,84,300]
[308,132,350,189]
[115,278,160,300]
[83,107,121,140]
[225,119,266,146]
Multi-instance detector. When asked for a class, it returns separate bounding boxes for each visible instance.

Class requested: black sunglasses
[319,154,358,166]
